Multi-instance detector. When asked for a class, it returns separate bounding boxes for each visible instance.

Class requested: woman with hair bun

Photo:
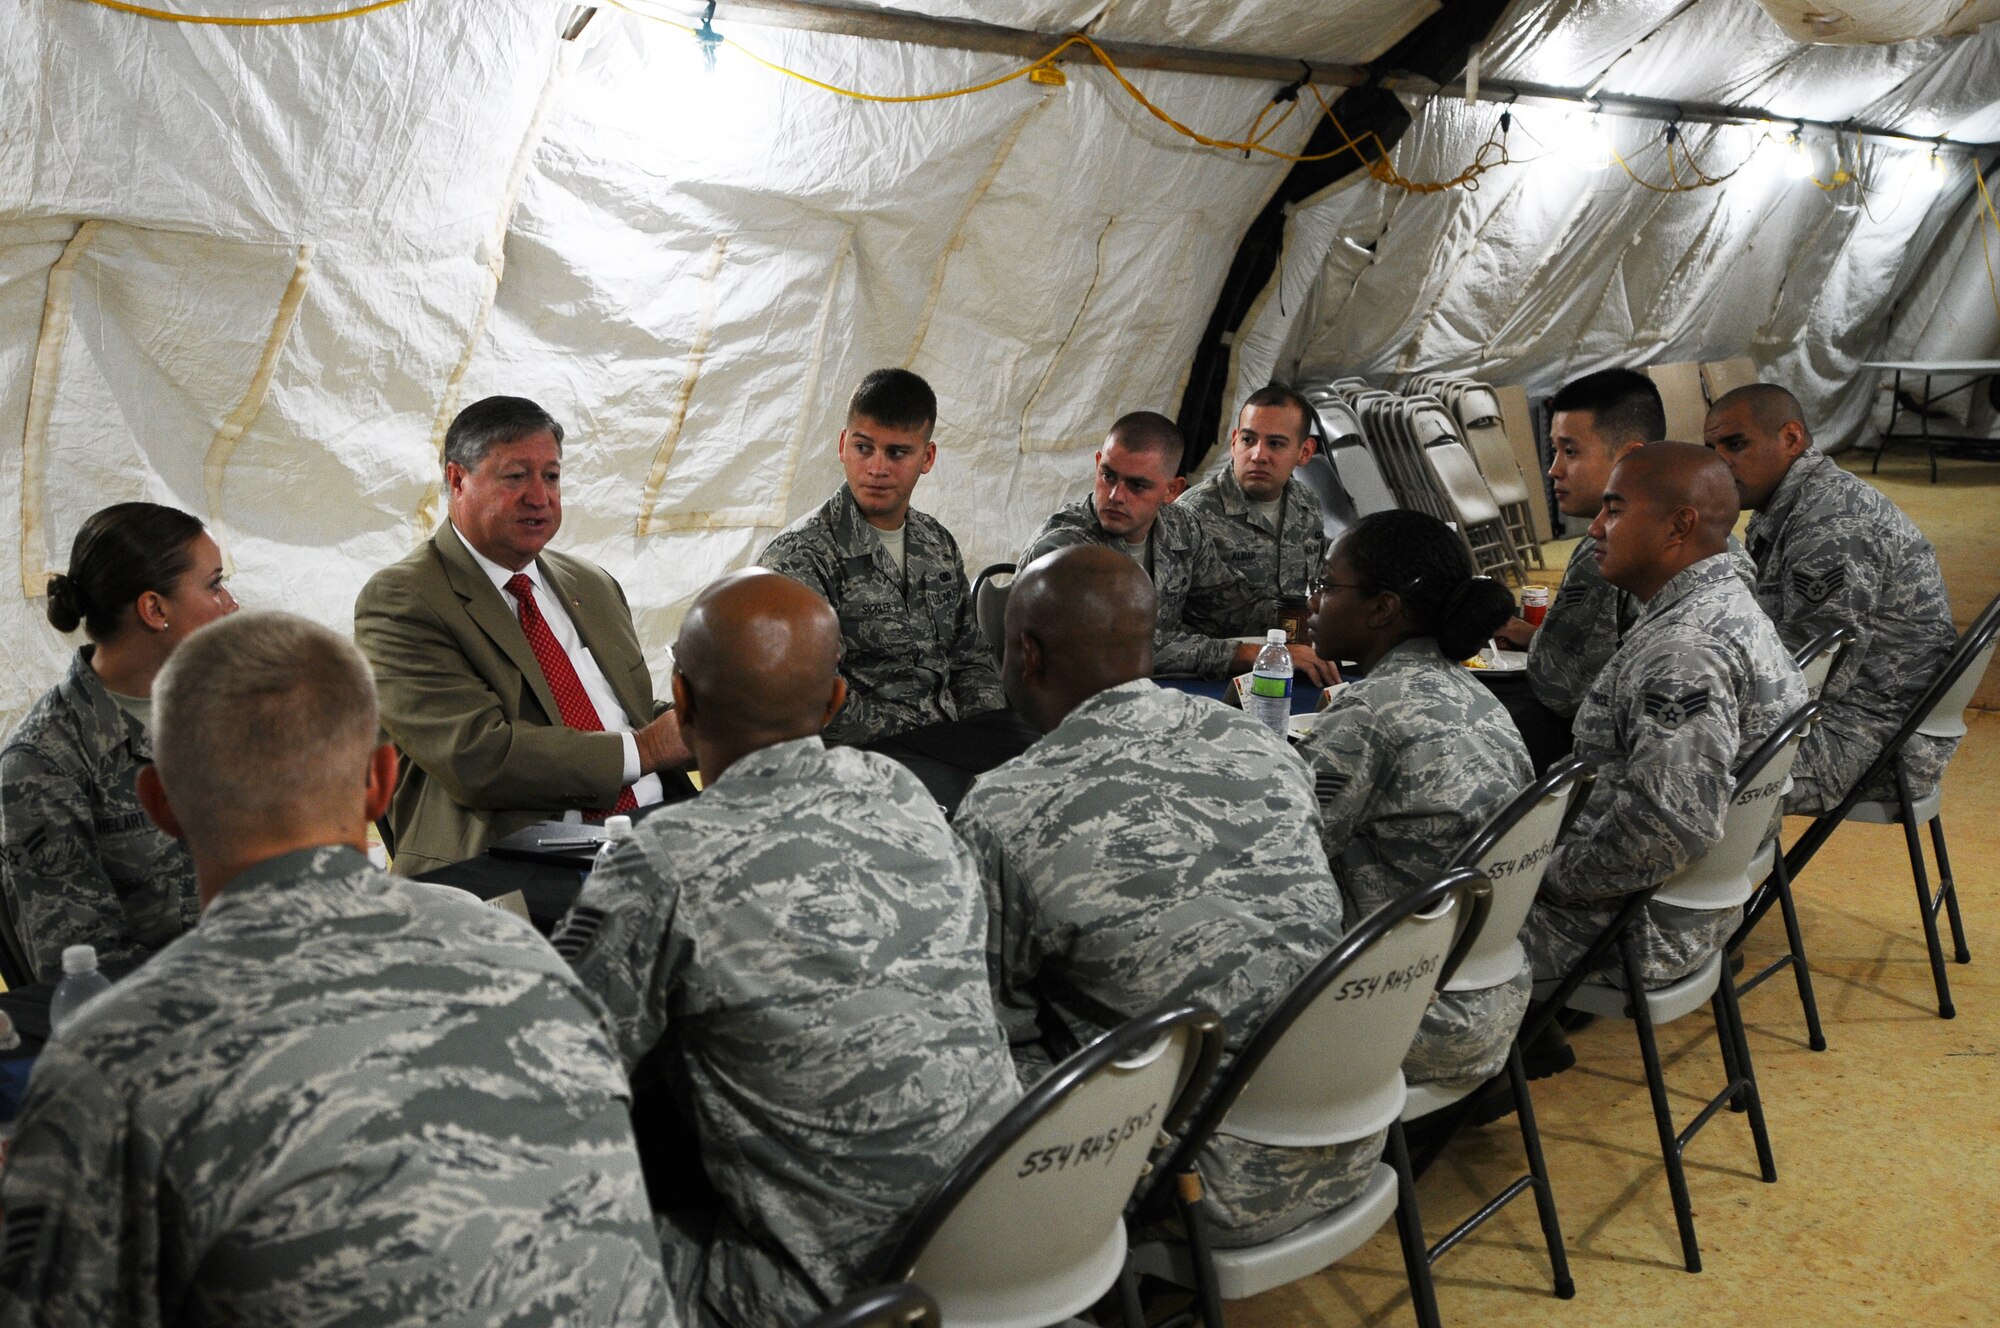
[1295,509,1535,1090]
[1,503,237,983]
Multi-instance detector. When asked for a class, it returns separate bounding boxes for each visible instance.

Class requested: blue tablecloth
[1156,676,1326,715]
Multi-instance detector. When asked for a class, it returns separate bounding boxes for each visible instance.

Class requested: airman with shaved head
[1528,444,1806,1024]
[554,570,1019,1328]
[1705,384,1957,813]
[953,546,1373,1246]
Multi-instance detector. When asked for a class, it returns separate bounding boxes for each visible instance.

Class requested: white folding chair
[1534,702,1818,1273]
[1125,869,1491,1328]
[1699,357,1759,403]
[970,563,1016,663]
[1451,381,1545,570]
[880,1002,1224,1328]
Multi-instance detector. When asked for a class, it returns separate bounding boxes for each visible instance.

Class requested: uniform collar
[1370,637,1446,677]
[833,486,926,580]
[453,522,551,600]
[210,844,375,912]
[1214,467,1294,535]
[63,645,150,761]
[713,734,830,787]
[1087,495,1194,553]
[1055,677,1158,733]
[1641,553,1739,620]
[1750,449,1830,544]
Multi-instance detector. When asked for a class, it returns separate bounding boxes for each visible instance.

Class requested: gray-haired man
[0,611,672,1328]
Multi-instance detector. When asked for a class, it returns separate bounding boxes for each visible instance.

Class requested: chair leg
[1172,1176,1228,1328]
[1711,987,1747,1115]
[1115,1260,1147,1328]
[1896,765,1956,1018]
[1506,1043,1575,1299]
[1622,936,1703,1273]
[1928,814,1971,964]
[1718,970,1777,1184]
[1771,855,1828,1051]
[1386,1122,1444,1328]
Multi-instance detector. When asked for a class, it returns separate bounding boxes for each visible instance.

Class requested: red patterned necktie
[505,573,636,819]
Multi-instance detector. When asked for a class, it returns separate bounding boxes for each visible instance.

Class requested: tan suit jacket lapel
[543,555,651,726]
[434,524,565,726]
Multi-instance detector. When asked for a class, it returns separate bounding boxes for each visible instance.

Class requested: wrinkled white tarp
[1755,0,2000,46]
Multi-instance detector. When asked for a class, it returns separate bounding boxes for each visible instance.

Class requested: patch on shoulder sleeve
[1642,688,1712,730]
[550,906,608,964]
[1788,565,1846,606]
[0,1206,49,1288]
[1313,771,1350,803]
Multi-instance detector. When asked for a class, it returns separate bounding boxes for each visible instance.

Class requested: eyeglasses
[1307,574,1375,599]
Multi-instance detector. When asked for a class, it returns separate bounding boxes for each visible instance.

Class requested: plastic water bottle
[593,815,634,873]
[50,944,113,1035]
[1244,629,1294,738]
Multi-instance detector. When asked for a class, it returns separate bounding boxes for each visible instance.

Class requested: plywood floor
[1229,450,2000,1327]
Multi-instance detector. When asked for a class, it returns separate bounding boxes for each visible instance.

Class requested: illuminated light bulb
[1786,135,1814,179]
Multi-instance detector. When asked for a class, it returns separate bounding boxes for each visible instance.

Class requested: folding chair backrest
[1194,871,1486,1152]
[1327,441,1399,517]
[1305,391,1366,450]
[799,1284,941,1328]
[1424,439,1503,527]
[1446,757,1595,992]
[1915,636,1997,741]
[1494,382,1553,541]
[1645,362,1709,443]
[1792,626,1858,702]
[884,1002,1223,1328]
[971,563,1015,663]
[1700,357,1758,403]
[1654,700,1820,911]
[1292,454,1358,539]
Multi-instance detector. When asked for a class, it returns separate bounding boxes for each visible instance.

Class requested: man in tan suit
[356,396,690,874]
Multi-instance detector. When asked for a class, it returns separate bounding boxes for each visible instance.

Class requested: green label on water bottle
[1250,674,1291,699]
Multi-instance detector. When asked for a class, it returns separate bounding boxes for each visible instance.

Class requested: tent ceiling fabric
[0,0,1995,733]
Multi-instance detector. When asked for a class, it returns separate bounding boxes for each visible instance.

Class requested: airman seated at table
[1179,383,1328,609]
[1297,511,1535,1092]
[355,395,691,874]
[1019,411,1339,687]
[553,570,1019,1328]
[0,611,671,1328]
[1,503,235,984]
[1527,445,1806,1005]
[952,545,1370,1247]
[1704,383,1958,814]
[762,368,1006,745]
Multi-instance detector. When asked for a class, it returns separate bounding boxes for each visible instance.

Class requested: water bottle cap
[1266,629,1287,644]
[62,944,98,974]
[603,815,634,839]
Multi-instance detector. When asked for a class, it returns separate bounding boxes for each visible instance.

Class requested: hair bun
[45,572,87,633]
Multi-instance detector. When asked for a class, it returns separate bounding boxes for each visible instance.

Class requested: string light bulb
[694,0,722,73]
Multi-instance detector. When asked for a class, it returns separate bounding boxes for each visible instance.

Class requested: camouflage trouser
[1786,716,1956,816]
[1198,1129,1388,1248]
[1526,899,1740,989]
[1405,968,1531,1090]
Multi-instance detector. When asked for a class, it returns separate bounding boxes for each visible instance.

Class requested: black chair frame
[970,562,1017,663]
[1774,592,2000,1019]
[879,1000,1225,1326]
[1519,705,1819,1274]
[799,1283,940,1328]
[1130,867,1494,1328]
[1403,756,1598,1301]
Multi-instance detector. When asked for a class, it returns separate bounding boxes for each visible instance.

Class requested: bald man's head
[1004,546,1156,731]
[1591,442,1739,600]
[673,570,845,756]
[1705,382,1813,511]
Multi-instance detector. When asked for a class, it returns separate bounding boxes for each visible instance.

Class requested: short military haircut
[847,368,938,434]
[1106,410,1186,472]
[1240,384,1317,440]
[1711,382,1810,440]
[153,611,382,851]
[1548,369,1667,448]
[443,395,565,472]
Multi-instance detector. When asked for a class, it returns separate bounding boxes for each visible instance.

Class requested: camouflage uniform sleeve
[940,540,1008,720]
[949,802,1045,1051]
[1179,522,1275,645]
[1765,521,1878,709]
[0,745,147,982]
[1296,696,1394,875]
[1542,645,1741,905]
[0,1045,160,1328]
[554,836,685,1072]
[1018,520,1089,569]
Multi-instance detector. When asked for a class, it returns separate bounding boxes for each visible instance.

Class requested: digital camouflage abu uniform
[1529,556,1807,987]
[1019,497,1274,678]
[1177,467,1327,616]
[0,845,671,1328]
[1295,639,1535,1088]
[554,737,1019,1328]
[762,487,1006,745]
[0,647,197,983]
[1745,449,1958,814]
[951,679,1369,1247]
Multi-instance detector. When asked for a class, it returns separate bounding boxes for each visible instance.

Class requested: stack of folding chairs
[1408,374,1546,572]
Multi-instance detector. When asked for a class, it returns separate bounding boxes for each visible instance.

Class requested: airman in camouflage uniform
[0,647,197,982]
[1297,640,1535,1087]
[953,678,1372,1247]
[1530,554,1807,986]
[1020,496,1272,678]
[763,486,1005,745]
[1742,450,1957,813]
[1178,465,1327,613]
[558,736,1020,1328]
[0,845,673,1328]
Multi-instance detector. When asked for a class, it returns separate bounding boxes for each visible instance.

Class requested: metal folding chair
[1125,868,1492,1328]
[880,1001,1224,1328]
[970,563,1016,663]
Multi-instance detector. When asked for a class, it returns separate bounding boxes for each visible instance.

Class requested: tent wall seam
[637,236,731,537]
[204,242,314,575]
[18,221,101,600]
[1018,215,1117,454]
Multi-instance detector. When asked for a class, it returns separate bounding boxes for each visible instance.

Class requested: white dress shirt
[456,526,664,813]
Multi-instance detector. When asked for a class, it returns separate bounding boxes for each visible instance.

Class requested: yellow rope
[1976,167,2000,329]
[76,0,412,25]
